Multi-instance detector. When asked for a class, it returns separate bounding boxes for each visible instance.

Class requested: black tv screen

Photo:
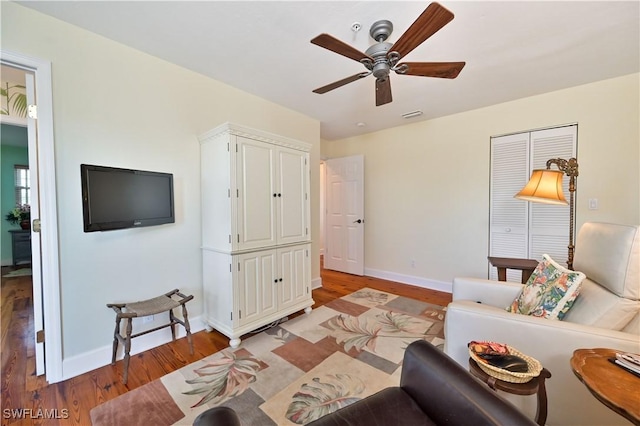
[81,164,175,232]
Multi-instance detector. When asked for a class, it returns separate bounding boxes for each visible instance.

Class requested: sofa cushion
[563,278,640,330]
[506,254,585,320]
[573,222,640,300]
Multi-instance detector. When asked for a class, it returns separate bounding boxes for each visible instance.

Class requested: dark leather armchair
[194,340,536,426]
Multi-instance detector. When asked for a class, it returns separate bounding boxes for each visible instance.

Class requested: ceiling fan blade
[375,78,392,106]
[389,2,454,60]
[396,62,466,79]
[311,33,373,63]
[313,72,369,94]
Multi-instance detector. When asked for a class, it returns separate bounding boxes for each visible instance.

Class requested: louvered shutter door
[489,133,530,281]
[489,125,577,279]
[528,125,577,267]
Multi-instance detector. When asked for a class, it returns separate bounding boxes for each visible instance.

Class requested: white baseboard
[364,267,452,294]
[311,276,322,289]
[61,315,206,380]
[61,271,446,380]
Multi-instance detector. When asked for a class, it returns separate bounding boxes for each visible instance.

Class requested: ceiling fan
[310,2,465,106]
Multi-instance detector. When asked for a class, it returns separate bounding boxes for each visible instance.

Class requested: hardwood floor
[1,262,451,425]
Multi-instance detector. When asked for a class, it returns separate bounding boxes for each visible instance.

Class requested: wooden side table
[488,256,539,283]
[571,348,640,424]
[469,358,551,426]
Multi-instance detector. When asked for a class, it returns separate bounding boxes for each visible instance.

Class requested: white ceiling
[17,1,640,140]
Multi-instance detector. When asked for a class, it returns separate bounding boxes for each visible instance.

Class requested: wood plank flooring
[1,263,451,425]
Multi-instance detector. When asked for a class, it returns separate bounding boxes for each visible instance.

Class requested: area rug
[90,287,446,426]
[2,267,32,278]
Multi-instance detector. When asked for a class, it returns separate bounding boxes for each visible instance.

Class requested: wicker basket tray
[469,344,542,383]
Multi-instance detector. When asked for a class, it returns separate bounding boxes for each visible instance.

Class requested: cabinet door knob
[278,193,282,197]
[279,278,283,282]
[273,193,277,197]
[274,279,278,283]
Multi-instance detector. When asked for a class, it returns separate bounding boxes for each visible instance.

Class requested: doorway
[0,52,62,383]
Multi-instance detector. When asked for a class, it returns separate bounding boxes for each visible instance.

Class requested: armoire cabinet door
[236,136,277,250]
[236,137,309,250]
[236,250,277,327]
[278,244,311,311]
[277,147,310,245]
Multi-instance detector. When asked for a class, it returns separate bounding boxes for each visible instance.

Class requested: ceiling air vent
[401,110,423,119]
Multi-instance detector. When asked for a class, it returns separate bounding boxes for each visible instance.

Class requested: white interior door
[25,72,45,375]
[324,155,364,275]
[489,125,577,279]
[2,50,62,383]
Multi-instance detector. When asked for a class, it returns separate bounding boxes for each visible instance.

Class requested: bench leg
[122,318,133,385]
[169,309,177,342]
[182,303,194,355]
[111,315,121,365]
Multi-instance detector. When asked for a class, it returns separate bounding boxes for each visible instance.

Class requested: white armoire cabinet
[199,122,313,347]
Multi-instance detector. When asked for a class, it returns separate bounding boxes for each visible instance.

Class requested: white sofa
[444,222,640,426]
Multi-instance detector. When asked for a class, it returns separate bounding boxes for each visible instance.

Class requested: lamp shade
[515,169,568,205]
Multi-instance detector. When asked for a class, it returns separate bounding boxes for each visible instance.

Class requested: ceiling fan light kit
[311,2,466,106]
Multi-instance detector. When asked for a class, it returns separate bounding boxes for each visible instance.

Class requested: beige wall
[322,73,639,284]
[1,2,320,362]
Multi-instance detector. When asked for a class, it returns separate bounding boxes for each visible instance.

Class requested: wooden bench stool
[107,289,194,384]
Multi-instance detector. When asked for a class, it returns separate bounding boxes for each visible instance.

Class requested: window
[489,124,577,280]
[14,164,30,205]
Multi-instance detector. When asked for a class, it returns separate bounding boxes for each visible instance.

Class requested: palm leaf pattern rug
[90,288,446,425]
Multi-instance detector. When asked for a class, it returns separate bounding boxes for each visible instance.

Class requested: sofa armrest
[445,300,640,364]
[400,340,536,425]
[444,300,640,426]
[452,277,523,307]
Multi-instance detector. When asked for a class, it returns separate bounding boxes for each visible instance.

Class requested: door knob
[353,219,363,224]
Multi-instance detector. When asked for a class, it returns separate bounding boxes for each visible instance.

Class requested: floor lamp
[514,158,579,270]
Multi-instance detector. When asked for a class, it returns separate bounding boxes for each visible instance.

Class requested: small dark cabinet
[9,229,31,266]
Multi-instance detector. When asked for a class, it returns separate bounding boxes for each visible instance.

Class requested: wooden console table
[488,256,539,284]
[9,229,31,266]
[571,348,640,424]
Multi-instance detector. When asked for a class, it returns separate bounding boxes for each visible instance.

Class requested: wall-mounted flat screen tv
[81,164,175,232]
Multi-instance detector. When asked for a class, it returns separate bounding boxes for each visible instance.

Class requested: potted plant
[5,204,30,230]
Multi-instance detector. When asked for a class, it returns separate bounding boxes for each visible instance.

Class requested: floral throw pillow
[506,254,586,320]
